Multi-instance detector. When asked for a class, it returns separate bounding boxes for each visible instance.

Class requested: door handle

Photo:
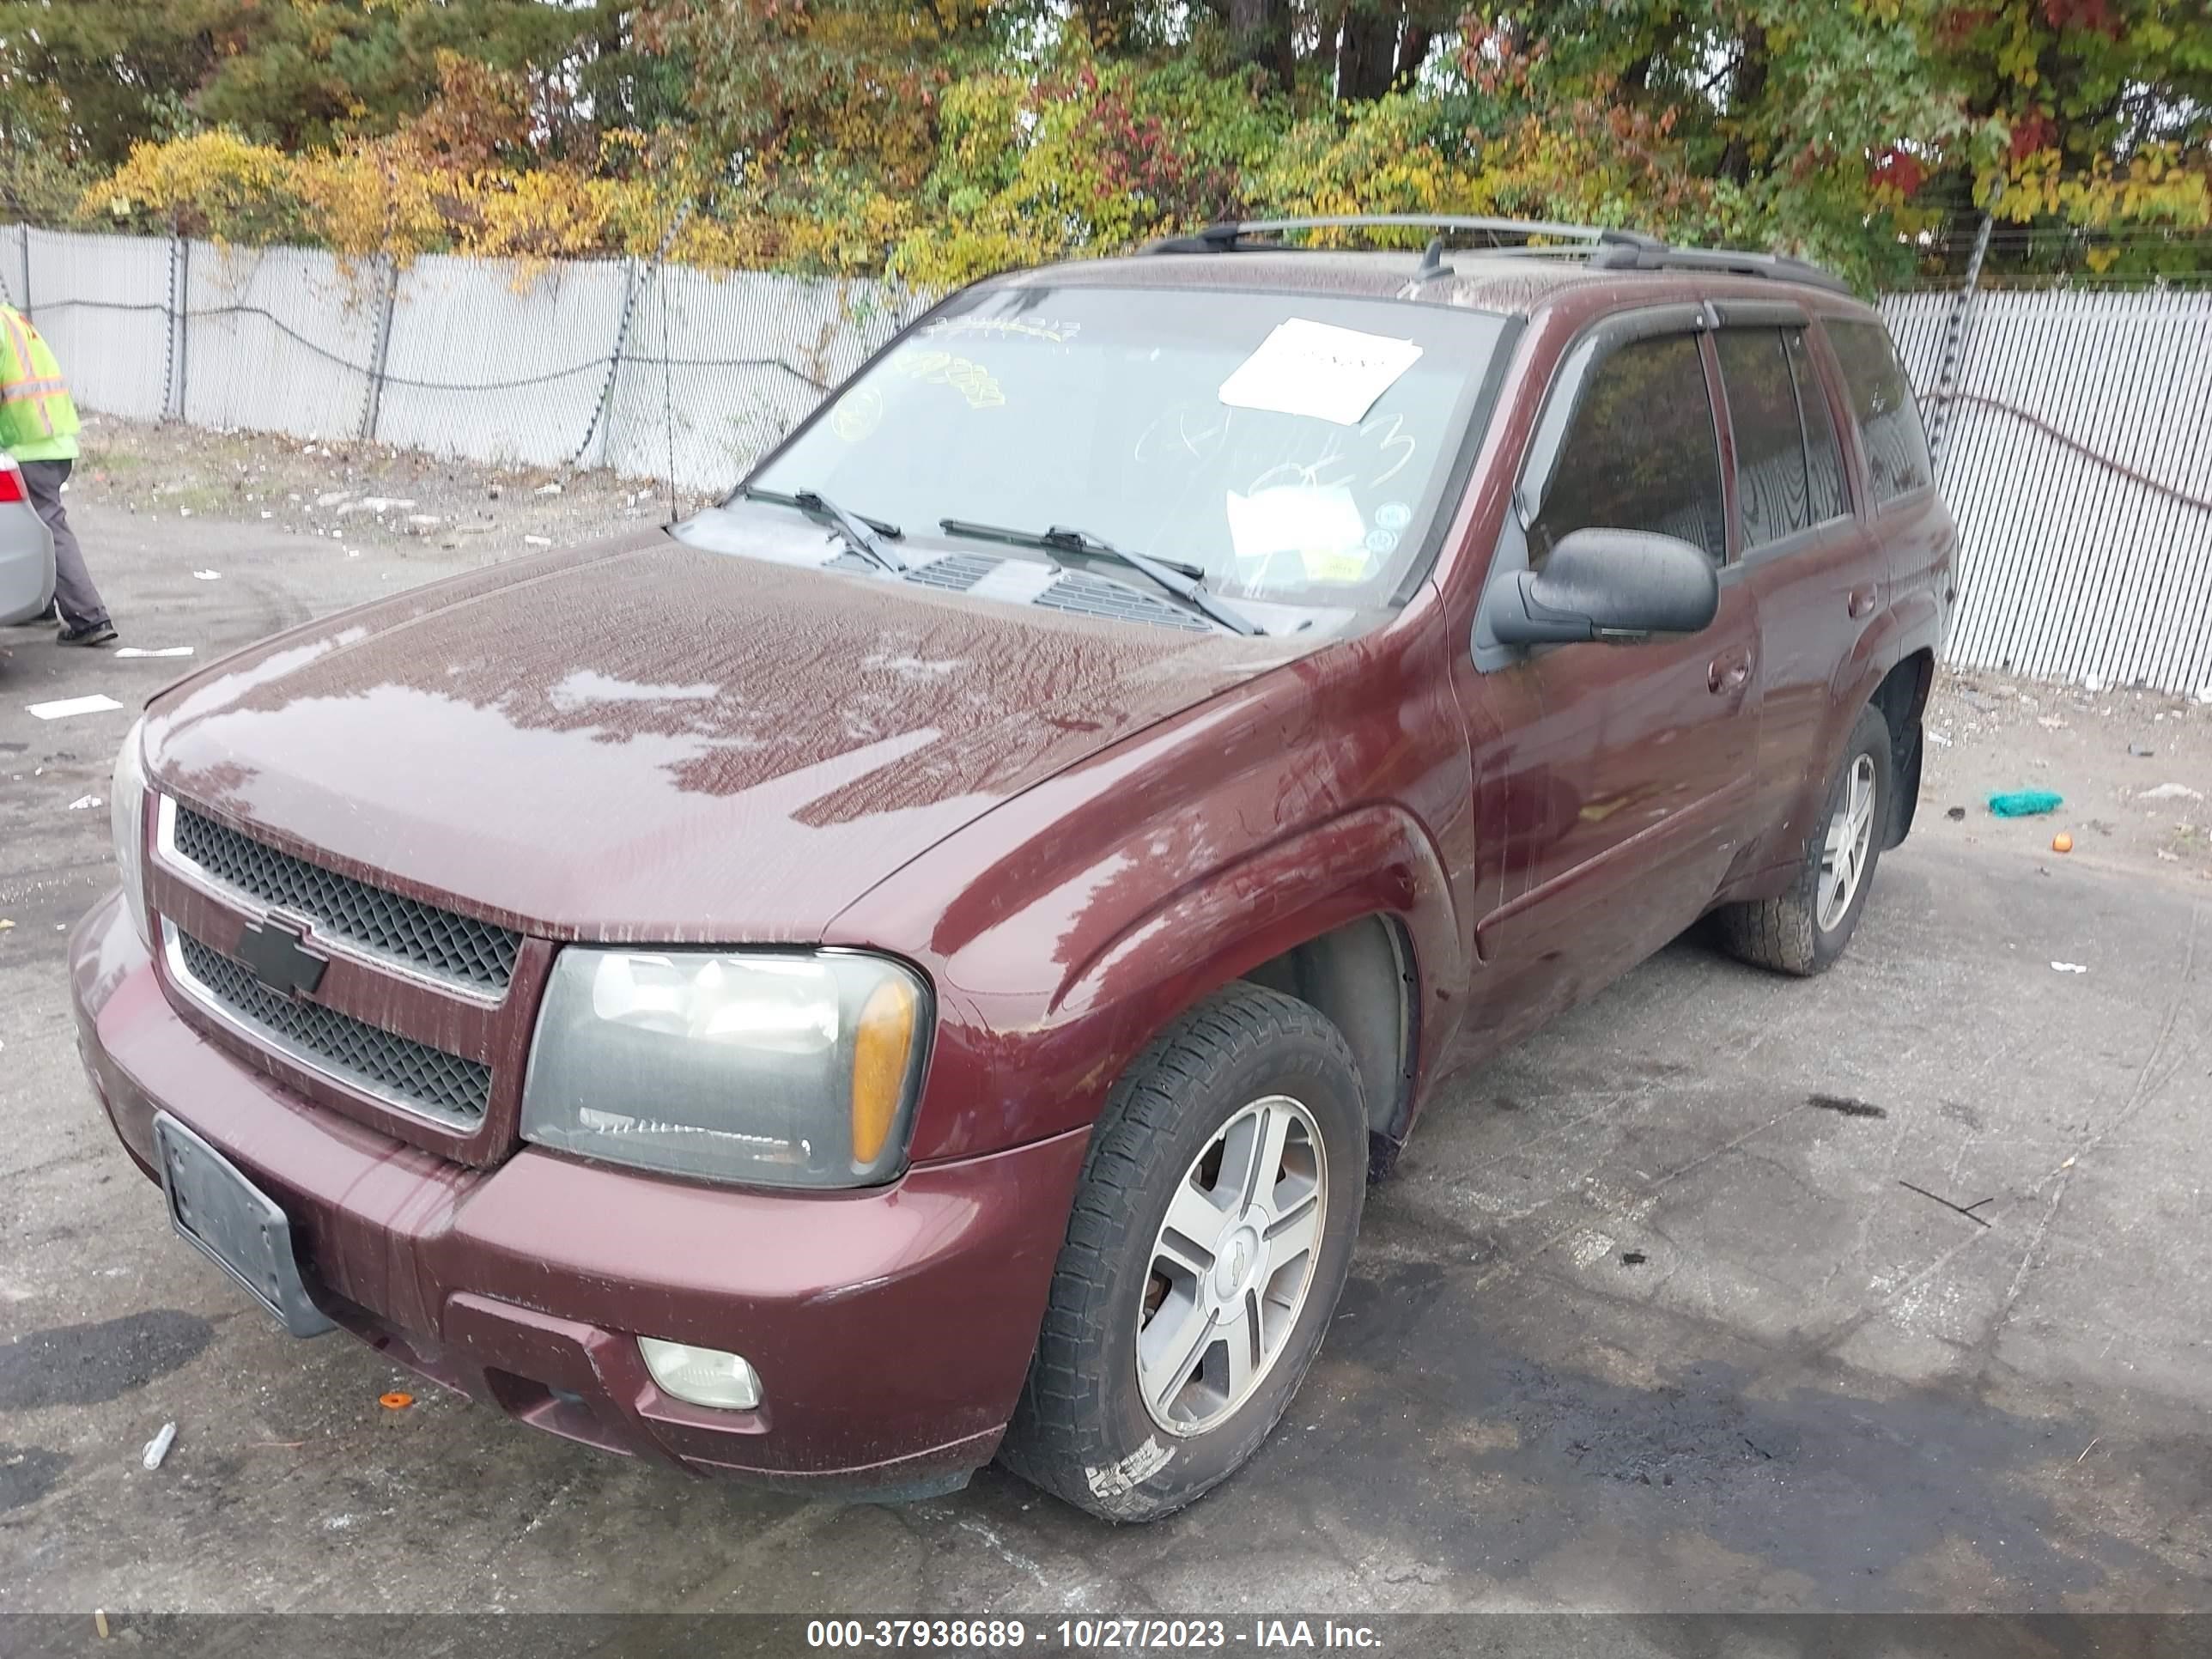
[1848,583,1879,619]
[1708,650,1753,695]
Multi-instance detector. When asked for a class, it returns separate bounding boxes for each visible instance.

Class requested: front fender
[878,801,1464,1165]
[1056,798,1461,1051]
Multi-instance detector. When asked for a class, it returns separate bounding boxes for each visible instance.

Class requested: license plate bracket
[153,1112,334,1338]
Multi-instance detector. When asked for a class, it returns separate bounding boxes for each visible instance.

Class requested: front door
[1462,323,1763,1035]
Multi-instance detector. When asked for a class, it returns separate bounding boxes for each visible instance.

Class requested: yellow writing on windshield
[890,347,1006,410]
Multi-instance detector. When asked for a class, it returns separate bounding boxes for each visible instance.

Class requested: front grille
[175,929,492,1125]
[171,806,520,994]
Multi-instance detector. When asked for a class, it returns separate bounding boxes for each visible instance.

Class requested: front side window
[1827,319,1933,507]
[1528,333,1725,565]
[741,285,1514,611]
[1717,328,1811,549]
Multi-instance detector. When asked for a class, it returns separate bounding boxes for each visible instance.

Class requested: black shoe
[58,620,118,647]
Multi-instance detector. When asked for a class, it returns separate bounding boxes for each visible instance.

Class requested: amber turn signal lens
[850,975,917,1166]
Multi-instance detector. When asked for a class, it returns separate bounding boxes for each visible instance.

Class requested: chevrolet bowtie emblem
[235,918,328,999]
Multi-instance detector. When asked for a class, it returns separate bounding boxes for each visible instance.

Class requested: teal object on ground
[1988,789,2063,817]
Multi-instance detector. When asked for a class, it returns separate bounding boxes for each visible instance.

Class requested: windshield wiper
[735,483,907,574]
[937,519,1261,636]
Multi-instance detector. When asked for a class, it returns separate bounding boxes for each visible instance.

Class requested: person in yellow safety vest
[2,302,116,645]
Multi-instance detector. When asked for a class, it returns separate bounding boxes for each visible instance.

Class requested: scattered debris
[2051,832,2073,854]
[1807,1092,1887,1119]
[67,794,101,811]
[2137,782,2204,803]
[534,481,563,495]
[1945,805,1967,821]
[191,569,221,580]
[114,646,194,659]
[524,535,552,546]
[379,1391,415,1410]
[2081,674,2106,693]
[1620,1251,1649,1267]
[95,1611,109,1640]
[141,1421,177,1470]
[1989,789,2063,817]
[1927,729,1954,747]
[27,694,124,720]
[2051,961,2090,974]
[0,919,14,931]
[2128,743,2155,757]
[2077,1436,2101,1465]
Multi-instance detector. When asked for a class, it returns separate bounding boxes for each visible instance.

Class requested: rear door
[1709,309,1868,857]
[1826,313,1955,646]
[1462,306,1763,1024]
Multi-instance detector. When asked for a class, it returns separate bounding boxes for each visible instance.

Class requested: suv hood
[145,532,1309,941]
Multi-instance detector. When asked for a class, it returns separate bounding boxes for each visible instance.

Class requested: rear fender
[1780,611,1899,848]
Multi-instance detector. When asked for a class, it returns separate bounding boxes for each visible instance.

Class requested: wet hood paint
[145,533,1310,941]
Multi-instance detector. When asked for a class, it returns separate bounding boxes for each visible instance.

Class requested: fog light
[637,1336,763,1410]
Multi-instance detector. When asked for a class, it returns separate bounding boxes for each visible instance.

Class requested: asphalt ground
[3,505,2207,1623]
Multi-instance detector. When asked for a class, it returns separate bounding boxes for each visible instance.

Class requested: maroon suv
[72,218,1954,1522]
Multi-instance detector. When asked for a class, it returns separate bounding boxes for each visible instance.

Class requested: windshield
[745,283,1512,610]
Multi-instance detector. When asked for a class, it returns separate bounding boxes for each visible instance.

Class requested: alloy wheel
[1817,753,1879,932]
[1136,1094,1328,1437]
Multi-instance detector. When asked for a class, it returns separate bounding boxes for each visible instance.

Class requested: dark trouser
[21,458,110,629]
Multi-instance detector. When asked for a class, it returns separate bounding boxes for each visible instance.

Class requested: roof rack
[1140,214,1850,296]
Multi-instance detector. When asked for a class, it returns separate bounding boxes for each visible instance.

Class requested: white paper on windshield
[1225,484,1374,583]
[1218,319,1424,426]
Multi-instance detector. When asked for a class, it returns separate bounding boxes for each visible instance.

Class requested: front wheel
[1717,702,1893,976]
[999,985,1367,1522]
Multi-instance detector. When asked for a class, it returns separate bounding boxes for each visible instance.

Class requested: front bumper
[70,890,1088,1494]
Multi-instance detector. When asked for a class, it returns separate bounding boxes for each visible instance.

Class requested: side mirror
[1486,528,1719,647]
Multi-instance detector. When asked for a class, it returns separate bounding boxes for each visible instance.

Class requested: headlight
[520,949,930,1188]
[110,716,151,949]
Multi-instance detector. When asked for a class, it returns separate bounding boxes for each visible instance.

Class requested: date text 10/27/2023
[805,1620,1386,1650]
[805,1627,1371,1654]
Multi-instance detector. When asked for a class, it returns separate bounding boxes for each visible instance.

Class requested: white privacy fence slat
[181,241,380,441]
[18,227,174,422]
[4,223,2204,695]
[1882,286,2212,696]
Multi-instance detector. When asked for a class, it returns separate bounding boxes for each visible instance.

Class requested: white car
[0,452,57,624]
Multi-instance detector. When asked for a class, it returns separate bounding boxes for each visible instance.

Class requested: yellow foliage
[88,132,305,241]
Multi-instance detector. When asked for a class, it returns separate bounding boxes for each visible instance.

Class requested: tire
[1717,702,1893,977]
[999,984,1366,1522]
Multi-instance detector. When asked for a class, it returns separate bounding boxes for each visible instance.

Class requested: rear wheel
[1000,985,1365,1522]
[1718,702,1893,976]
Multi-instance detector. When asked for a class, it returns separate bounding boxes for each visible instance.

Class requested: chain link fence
[0,224,929,495]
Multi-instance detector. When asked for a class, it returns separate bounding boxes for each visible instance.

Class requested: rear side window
[1787,331,1849,522]
[1528,334,1725,566]
[1828,319,1933,506]
[1716,330,1810,548]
